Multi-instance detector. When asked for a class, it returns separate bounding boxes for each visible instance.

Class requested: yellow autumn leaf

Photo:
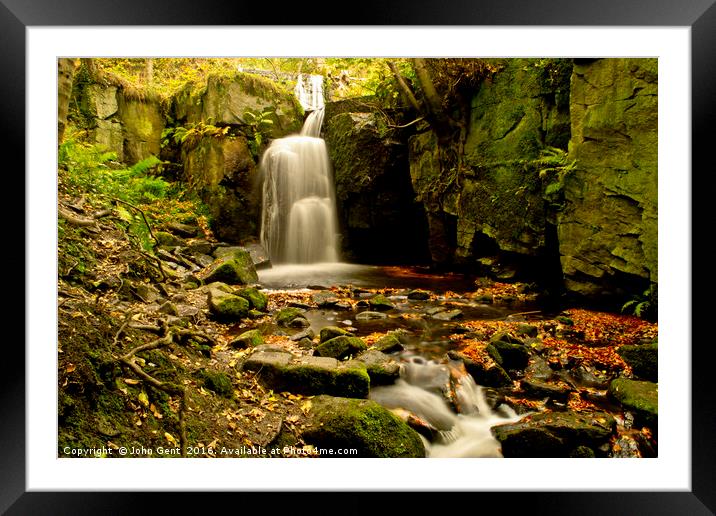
[138,391,149,407]
[164,432,178,446]
[124,378,140,385]
[300,400,312,415]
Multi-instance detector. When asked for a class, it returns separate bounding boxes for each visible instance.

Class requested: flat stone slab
[243,351,292,372]
[356,311,387,320]
[242,351,369,398]
[432,309,463,321]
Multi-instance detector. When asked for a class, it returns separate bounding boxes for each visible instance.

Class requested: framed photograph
[7,0,713,512]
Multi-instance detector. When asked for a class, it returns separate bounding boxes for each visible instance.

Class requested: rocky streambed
[59,225,658,459]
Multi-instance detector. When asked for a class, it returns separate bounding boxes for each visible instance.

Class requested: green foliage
[163,121,230,151]
[243,108,275,159]
[621,286,654,319]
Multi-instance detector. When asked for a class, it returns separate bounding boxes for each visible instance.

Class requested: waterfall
[294,74,325,112]
[259,103,339,264]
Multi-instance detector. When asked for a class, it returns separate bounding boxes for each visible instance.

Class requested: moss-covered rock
[487,341,530,370]
[243,353,370,398]
[301,395,426,457]
[608,377,658,427]
[200,370,233,398]
[371,333,404,354]
[174,72,303,138]
[520,378,571,402]
[368,294,395,311]
[559,58,658,299]
[207,286,249,321]
[314,336,367,360]
[616,343,657,382]
[154,231,184,247]
[351,350,401,385]
[201,253,258,285]
[319,326,352,343]
[492,410,615,457]
[230,329,263,349]
[323,107,429,264]
[275,307,306,327]
[234,286,268,311]
[117,93,164,165]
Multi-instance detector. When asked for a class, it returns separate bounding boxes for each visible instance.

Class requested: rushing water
[370,358,523,457]
[259,107,339,264]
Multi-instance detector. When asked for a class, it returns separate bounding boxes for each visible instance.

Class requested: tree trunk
[57,58,79,144]
[144,58,154,85]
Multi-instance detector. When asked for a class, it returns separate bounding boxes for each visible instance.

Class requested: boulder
[230,329,263,349]
[355,311,388,321]
[351,350,401,385]
[201,253,258,285]
[492,410,615,457]
[371,333,405,354]
[319,326,352,343]
[207,286,250,321]
[447,350,512,388]
[275,307,307,327]
[608,378,658,427]
[242,353,370,398]
[301,395,426,457]
[234,286,268,311]
[432,309,463,321]
[407,289,431,300]
[616,343,657,382]
[487,341,530,370]
[155,231,184,247]
[520,378,571,402]
[368,294,395,311]
[314,336,367,360]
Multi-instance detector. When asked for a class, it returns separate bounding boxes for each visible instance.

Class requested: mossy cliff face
[182,135,258,242]
[323,100,430,263]
[73,75,164,165]
[409,58,572,270]
[172,72,303,138]
[559,58,657,298]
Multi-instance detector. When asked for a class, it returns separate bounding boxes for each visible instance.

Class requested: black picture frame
[5,0,713,513]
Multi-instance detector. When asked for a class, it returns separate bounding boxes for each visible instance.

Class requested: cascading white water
[259,101,339,264]
[370,358,524,458]
[294,74,325,112]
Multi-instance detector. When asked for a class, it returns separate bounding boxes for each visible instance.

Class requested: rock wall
[409,58,572,280]
[181,135,259,243]
[323,100,430,264]
[558,58,658,298]
[172,72,304,138]
[74,78,164,165]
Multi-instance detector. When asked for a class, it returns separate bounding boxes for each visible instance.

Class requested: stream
[258,263,530,457]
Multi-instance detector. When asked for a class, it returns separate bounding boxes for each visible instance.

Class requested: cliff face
[559,58,658,298]
[323,58,657,303]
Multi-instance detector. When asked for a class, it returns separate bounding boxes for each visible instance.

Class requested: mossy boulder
[492,410,615,457]
[154,231,184,247]
[351,350,401,385]
[617,343,657,382]
[207,286,250,321]
[407,289,431,300]
[243,353,370,398]
[487,341,530,370]
[314,336,367,360]
[301,395,426,457]
[202,253,258,285]
[371,333,404,354]
[608,378,658,427]
[368,294,395,311]
[234,286,268,311]
[200,370,233,398]
[319,326,352,343]
[275,307,307,327]
[230,329,263,349]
